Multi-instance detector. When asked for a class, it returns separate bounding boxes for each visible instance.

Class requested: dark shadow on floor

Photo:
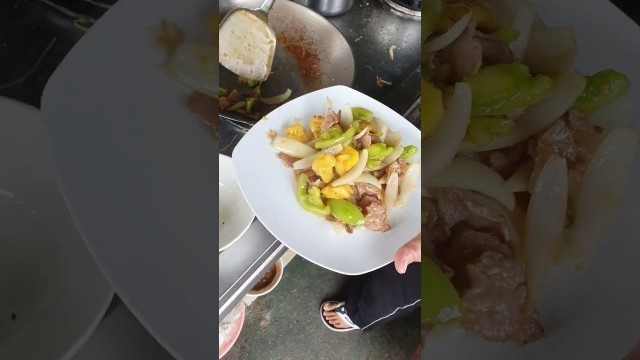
[224,256,420,360]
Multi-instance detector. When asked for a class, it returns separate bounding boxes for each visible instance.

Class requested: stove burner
[383,0,421,17]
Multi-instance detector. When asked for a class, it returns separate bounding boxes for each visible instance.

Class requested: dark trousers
[343,262,420,331]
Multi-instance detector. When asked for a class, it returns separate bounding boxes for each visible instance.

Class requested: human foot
[319,301,359,332]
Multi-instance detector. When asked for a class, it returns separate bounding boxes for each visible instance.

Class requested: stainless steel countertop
[218,0,421,322]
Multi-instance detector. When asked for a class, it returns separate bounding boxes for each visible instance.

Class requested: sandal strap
[333,303,359,329]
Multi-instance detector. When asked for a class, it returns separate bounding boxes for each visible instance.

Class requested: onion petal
[369,145,404,171]
[271,136,316,158]
[424,82,472,179]
[397,163,420,208]
[567,126,639,268]
[510,1,535,61]
[385,130,402,147]
[340,104,354,128]
[505,161,533,193]
[261,88,292,105]
[332,149,369,186]
[429,158,515,210]
[425,13,472,53]
[524,155,568,304]
[353,173,382,189]
[385,172,399,213]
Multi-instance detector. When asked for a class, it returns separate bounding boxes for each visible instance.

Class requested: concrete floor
[224,256,420,360]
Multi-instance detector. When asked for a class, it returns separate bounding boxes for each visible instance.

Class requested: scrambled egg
[321,185,354,200]
[312,153,337,183]
[335,146,359,176]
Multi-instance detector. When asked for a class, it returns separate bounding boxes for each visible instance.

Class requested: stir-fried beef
[386,158,409,183]
[320,108,340,132]
[354,183,390,232]
[277,152,298,168]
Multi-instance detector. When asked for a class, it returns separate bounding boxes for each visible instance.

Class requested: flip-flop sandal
[320,301,359,332]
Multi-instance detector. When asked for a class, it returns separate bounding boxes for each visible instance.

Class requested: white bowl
[0,97,114,360]
[232,85,421,275]
[219,154,255,252]
[246,258,284,298]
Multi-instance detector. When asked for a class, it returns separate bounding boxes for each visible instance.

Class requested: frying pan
[219,0,356,126]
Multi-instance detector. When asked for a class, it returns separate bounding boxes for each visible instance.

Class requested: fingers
[394,233,421,274]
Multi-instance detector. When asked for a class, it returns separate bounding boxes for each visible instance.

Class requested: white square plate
[232,85,421,275]
[424,0,640,359]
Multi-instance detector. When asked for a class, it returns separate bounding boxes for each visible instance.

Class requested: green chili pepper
[465,63,555,116]
[366,143,394,168]
[400,145,418,159]
[422,255,463,325]
[247,79,261,88]
[315,121,359,149]
[466,116,516,145]
[574,69,631,114]
[219,87,228,97]
[492,26,520,44]
[328,199,365,226]
[423,0,444,41]
[296,173,330,216]
[352,107,374,121]
[319,125,343,140]
[246,98,255,113]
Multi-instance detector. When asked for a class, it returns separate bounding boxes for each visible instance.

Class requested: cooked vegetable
[523,26,578,76]
[353,173,382,189]
[328,199,365,226]
[352,107,374,121]
[424,82,472,180]
[509,1,535,60]
[332,149,369,186]
[465,63,555,116]
[423,255,463,324]
[366,143,394,168]
[423,79,445,138]
[296,173,330,216]
[524,155,568,304]
[444,0,496,31]
[423,0,444,40]
[567,126,639,268]
[335,146,360,176]
[272,136,317,158]
[315,121,359,149]
[369,145,404,171]
[312,153,337,183]
[261,88,292,105]
[492,26,519,44]
[285,122,312,143]
[385,172,399,214]
[466,116,516,145]
[428,158,515,210]
[321,185,354,200]
[400,145,418,159]
[426,12,472,53]
[573,69,631,114]
[460,69,586,152]
[320,125,343,140]
[340,104,354,128]
[397,163,420,208]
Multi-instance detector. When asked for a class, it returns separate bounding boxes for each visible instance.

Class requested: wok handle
[256,0,277,16]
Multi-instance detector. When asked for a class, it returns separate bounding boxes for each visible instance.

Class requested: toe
[323,302,340,311]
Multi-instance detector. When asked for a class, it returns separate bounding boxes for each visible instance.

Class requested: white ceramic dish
[39,0,217,359]
[219,154,254,252]
[0,97,114,360]
[423,0,640,359]
[232,85,421,275]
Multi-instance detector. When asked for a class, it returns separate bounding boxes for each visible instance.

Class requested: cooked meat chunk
[476,31,514,66]
[485,141,529,179]
[277,152,298,168]
[320,108,340,132]
[354,183,389,232]
[430,22,483,85]
[461,251,544,344]
[357,133,372,149]
[386,158,409,182]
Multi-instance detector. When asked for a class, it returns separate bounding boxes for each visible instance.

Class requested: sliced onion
[505,161,533,193]
[385,172,399,213]
[424,82,472,179]
[568,126,639,268]
[369,145,404,171]
[332,149,369,186]
[261,88,292,105]
[589,94,634,130]
[353,128,369,141]
[524,155,568,303]
[353,173,382,190]
[425,12,472,53]
[323,144,343,155]
[429,158,515,210]
[385,130,402,147]
[271,136,316,158]
[509,1,535,61]
[373,118,388,142]
[340,104,354,128]
[293,154,317,170]
[397,163,420,208]
[460,70,586,152]
[523,26,578,76]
